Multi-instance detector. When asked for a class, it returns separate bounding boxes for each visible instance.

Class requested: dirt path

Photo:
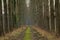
[16,26,48,40]
[32,26,60,40]
[1,25,60,40]
[31,28,48,40]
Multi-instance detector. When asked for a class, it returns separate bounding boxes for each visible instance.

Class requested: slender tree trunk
[16,0,19,28]
[1,0,5,35]
[48,0,51,31]
[52,0,57,33]
[6,0,10,33]
[10,0,13,30]
[42,1,44,26]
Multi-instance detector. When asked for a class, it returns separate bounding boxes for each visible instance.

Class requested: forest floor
[0,26,26,40]
[0,25,60,40]
[32,25,60,40]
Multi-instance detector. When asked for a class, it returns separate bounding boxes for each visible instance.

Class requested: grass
[24,27,32,40]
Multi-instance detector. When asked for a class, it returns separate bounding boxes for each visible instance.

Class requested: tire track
[31,29,48,40]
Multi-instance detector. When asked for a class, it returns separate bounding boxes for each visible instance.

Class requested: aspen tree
[1,0,5,35]
[52,0,57,33]
[48,0,51,31]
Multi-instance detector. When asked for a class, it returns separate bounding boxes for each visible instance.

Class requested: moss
[24,27,32,40]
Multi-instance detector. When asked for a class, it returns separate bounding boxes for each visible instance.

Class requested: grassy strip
[24,27,32,40]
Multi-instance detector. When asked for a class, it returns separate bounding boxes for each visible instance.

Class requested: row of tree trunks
[42,0,60,35]
[0,0,21,36]
[31,0,60,35]
[55,0,60,35]
[0,0,3,36]
[41,0,60,35]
